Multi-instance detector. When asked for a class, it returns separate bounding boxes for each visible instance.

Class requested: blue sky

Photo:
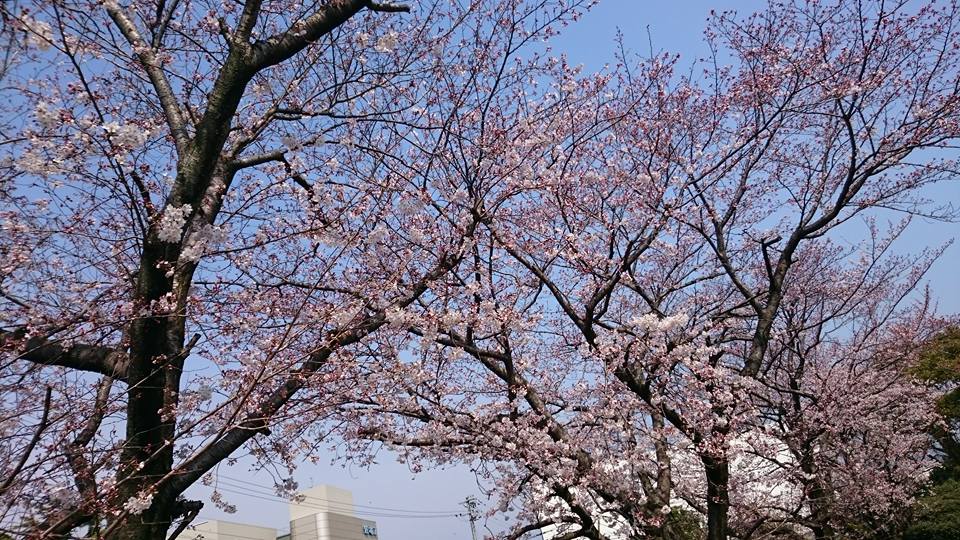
[187,1,958,538]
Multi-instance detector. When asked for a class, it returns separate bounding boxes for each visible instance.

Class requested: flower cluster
[157,204,192,243]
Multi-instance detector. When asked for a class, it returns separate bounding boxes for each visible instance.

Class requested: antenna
[462,496,479,540]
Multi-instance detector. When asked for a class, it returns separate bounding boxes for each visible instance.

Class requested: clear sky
[186,1,959,538]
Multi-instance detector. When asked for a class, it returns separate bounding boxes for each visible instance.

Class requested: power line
[213,473,463,515]
[213,484,462,519]
[207,483,464,519]
[212,476,460,516]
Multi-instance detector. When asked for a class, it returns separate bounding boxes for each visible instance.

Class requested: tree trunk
[807,482,835,540]
[111,226,187,540]
[703,455,730,540]
[809,524,835,540]
[114,495,176,540]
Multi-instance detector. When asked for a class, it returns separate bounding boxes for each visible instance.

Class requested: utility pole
[462,496,479,540]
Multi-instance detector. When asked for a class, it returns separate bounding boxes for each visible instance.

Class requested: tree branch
[250,0,408,70]
[66,377,114,497]
[2,330,128,382]
[166,499,203,540]
[102,0,189,155]
[0,386,52,496]
[367,1,411,12]
[166,243,468,494]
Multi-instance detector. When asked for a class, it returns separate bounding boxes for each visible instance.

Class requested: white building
[537,433,805,540]
[287,485,380,540]
[176,519,278,540]
[178,485,379,540]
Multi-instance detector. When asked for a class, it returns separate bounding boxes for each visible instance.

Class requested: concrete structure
[177,485,379,540]
[289,486,379,540]
[176,519,278,540]
[537,433,807,540]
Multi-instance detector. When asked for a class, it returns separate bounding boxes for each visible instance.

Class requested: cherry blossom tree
[732,243,945,538]
[4,1,958,540]
[0,0,597,538]
[339,2,960,540]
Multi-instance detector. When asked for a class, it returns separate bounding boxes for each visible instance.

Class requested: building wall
[290,510,378,540]
[177,485,378,540]
[289,486,378,540]
[290,485,356,520]
[177,519,277,540]
[290,514,319,540]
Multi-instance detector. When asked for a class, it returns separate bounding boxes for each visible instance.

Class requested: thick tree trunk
[113,236,184,539]
[806,482,835,540]
[809,524,835,540]
[703,455,730,540]
[797,441,834,540]
[115,495,177,540]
